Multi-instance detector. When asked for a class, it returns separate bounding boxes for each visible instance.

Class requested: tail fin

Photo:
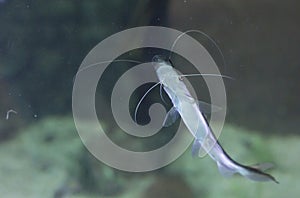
[217,161,279,183]
[240,163,279,184]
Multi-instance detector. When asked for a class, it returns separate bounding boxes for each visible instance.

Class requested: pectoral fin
[162,107,180,127]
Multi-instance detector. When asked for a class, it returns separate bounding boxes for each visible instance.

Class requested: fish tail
[217,161,279,184]
[239,163,279,184]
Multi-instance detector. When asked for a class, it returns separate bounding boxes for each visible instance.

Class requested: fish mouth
[152,55,167,64]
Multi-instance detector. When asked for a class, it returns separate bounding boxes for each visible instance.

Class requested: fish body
[153,56,278,183]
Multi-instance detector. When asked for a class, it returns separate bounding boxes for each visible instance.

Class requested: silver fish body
[153,59,278,183]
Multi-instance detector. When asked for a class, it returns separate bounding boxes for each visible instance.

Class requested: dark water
[0,0,299,197]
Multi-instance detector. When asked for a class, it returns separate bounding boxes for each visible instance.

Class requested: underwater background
[0,0,299,197]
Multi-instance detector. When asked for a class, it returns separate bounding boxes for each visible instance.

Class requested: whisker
[179,73,234,80]
[76,59,142,76]
[134,82,161,124]
[168,30,227,72]
[159,83,168,105]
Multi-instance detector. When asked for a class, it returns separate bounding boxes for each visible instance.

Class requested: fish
[152,55,279,183]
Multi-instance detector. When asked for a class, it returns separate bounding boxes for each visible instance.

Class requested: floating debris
[6,109,17,120]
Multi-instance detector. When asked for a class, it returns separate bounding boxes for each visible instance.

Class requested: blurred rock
[143,174,194,198]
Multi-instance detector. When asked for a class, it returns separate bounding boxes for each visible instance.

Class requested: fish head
[152,56,181,91]
[152,55,174,70]
[152,55,167,64]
